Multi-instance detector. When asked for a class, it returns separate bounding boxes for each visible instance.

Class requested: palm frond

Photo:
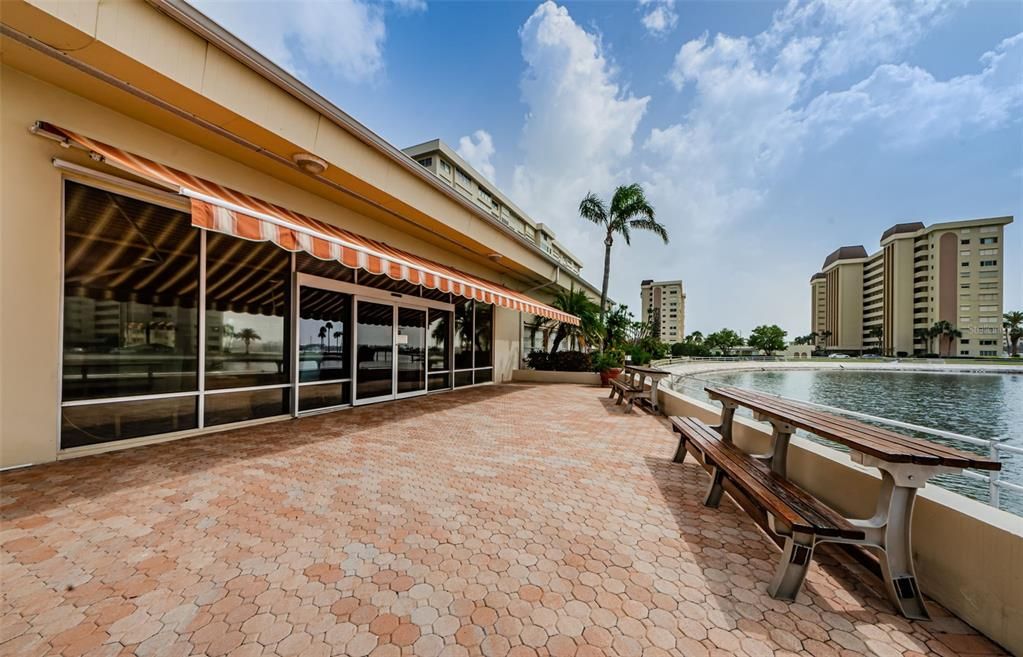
[578,193,608,227]
[629,217,669,244]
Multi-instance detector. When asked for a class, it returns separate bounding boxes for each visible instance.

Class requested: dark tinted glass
[427,373,450,391]
[427,309,450,371]
[205,234,290,389]
[397,307,426,394]
[62,182,200,401]
[204,388,289,426]
[355,301,394,400]
[61,396,197,449]
[454,299,474,370]
[298,287,350,382]
[299,382,351,411]
[454,370,473,388]
[474,368,493,384]
[474,303,493,368]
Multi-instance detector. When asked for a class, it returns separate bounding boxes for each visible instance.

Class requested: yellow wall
[0,65,535,467]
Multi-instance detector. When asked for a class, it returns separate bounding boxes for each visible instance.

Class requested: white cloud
[456,130,497,183]
[193,0,424,83]
[638,0,677,37]
[807,33,1023,146]
[512,1,649,273]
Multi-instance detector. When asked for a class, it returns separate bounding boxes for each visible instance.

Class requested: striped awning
[44,123,579,325]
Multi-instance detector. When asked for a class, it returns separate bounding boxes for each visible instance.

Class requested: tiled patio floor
[1,383,1006,657]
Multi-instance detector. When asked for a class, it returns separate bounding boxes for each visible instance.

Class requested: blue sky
[195,0,1022,337]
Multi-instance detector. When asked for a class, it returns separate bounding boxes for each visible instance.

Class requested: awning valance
[43,123,579,325]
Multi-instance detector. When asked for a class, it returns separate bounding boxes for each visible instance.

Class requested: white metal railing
[650,356,786,366]
[664,373,1022,511]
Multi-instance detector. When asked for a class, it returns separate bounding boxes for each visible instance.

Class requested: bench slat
[708,386,999,471]
[672,417,863,540]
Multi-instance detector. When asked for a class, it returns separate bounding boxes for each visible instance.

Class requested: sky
[194,0,1023,338]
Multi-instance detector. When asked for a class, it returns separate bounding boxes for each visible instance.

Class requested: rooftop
[0,384,1004,657]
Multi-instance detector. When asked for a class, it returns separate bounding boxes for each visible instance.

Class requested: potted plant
[594,348,626,386]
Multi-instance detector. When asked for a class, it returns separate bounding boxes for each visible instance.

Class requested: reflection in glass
[299,382,352,411]
[61,181,199,401]
[298,287,350,382]
[61,396,197,449]
[397,307,426,395]
[427,309,450,372]
[204,388,289,426]
[428,373,450,390]
[356,301,394,400]
[296,252,355,282]
[474,368,493,385]
[474,303,493,368]
[454,370,473,388]
[205,234,290,390]
[454,300,474,370]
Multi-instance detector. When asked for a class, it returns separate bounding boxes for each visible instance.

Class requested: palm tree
[816,330,832,354]
[913,328,931,355]
[1003,311,1023,356]
[317,325,327,348]
[549,289,600,354]
[930,320,962,357]
[237,328,261,355]
[603,303,633,348]
[867,326,884,355]
[687,331,704,344]
[578,184,669,325]
[324,321,334,350]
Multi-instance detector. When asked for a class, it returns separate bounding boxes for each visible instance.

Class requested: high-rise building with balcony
[811,216,1013,356]
[641,280,686,343]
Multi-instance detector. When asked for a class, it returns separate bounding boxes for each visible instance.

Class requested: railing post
[988,442,1001,509]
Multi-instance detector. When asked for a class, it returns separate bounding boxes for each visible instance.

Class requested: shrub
[592,348,626,372]
[549,350,592,372]
[896,351,908,358]
[526,349,551,371]
[628,346,652,366]
[670,342,686,357]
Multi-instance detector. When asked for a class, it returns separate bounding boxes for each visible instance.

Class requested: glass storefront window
[204,388,289,427]
[298,287,350,383]
[454,300,474,370]
[61,396,197,449]
[62,181,200,402]
[427,309,450,373]
[474,303,493,368]
[205,234,290,390]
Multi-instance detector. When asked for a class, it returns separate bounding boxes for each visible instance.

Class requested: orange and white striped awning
[44,123,578,325]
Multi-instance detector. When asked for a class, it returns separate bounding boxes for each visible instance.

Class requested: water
[670,369,1023,515]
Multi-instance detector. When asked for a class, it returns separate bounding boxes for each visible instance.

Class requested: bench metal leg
[844,469,930,620]
[625,397,634,414]
[608,385,617,399]
[615,390,624,405]
[768,530,815,601]
[672,436,687,464]
[703,466,725,507]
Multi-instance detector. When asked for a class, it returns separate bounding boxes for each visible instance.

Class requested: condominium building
[641,280,686,342]
[403,140,584,275]
[810,216,1013,356]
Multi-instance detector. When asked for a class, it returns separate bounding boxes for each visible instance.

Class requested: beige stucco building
[0,0,599,469]
[403,140,585,276]
[640,280,686,343]
[811,217,1013,356]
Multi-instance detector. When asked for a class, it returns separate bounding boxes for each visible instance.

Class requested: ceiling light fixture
[292,152,327,175]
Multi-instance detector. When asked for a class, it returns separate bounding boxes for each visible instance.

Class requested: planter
[599,367,623,387]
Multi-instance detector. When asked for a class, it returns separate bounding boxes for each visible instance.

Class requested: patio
[0,383,1005,657]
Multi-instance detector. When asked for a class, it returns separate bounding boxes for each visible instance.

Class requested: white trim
[297,272,455,311]
[53,158,185,208]
[61,390,200,408]
[204,383,292,395]
[298,378,352,387]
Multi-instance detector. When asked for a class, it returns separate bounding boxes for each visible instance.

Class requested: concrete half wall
[658,388,1023,655]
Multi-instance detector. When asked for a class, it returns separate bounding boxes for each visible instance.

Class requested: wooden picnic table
[704,384,1000,620]
[623,365,670,412]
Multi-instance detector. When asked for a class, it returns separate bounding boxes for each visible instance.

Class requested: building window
[980,237,997,244]
[980,260,997,267]
[440,160,452,175]
[960,284,970,289]
[980,226,997,233]
[61,181,200,447]
[980,350,997,356]
[960,350,969,356]
[960,239,970,245]
[416,157,433,168]
[960,250,971,256]
[455,168,472,188]
[960,339,970,344]
[980,340,997,346]
[960,305,971,311]
[453,300,494,386]
[960,261,969,267]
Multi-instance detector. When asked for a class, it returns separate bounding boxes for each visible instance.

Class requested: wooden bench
[608,370,648,413]
[607,365,670,413]
[671,416,864,601]
[670,385,1001,620]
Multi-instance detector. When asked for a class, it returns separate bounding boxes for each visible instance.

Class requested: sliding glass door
[396,307,427,397]
[354,300,395,403]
